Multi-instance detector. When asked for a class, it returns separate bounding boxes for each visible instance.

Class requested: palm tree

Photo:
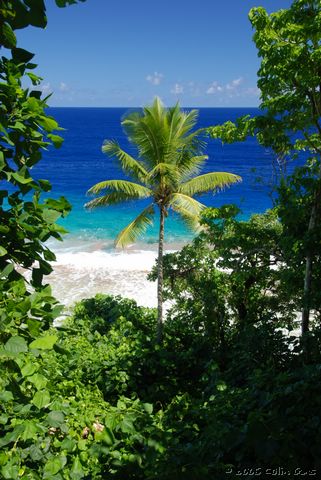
[86,98,241,342]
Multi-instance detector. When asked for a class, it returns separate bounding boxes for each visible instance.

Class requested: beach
[47,237,180,309]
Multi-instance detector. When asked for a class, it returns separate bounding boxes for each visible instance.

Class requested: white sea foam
[47,239,178,310]
[54,249,158,272]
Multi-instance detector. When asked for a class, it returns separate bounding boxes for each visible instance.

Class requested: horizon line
[47,105,261,109]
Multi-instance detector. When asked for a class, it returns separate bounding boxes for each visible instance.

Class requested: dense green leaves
[0,1,74,478]
[25,293,321,477]
[248,0,321,335]
[207,0,321,335]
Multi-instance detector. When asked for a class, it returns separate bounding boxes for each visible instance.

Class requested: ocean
[33,107,294,308]
[40,107,278,242]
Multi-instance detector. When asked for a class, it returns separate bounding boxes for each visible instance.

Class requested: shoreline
[47,233,188,254]
[47,236,183,309]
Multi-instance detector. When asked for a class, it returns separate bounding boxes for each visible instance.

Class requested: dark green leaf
[38,179,52,192]
[47,411,65,427]
[61,437,76,452]
[32,268,43,287]
[4,336,28,355]
[0,23,17,49]
[12,48,35,63]
[0,263,14,279]
[27,0,47,29]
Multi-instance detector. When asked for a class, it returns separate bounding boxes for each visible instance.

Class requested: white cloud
[206,81,223,94]
[206,77,245,96]
[146,72,164,85]
[170,83,184,94]
[226,77,243,90]
[59,81,69,92]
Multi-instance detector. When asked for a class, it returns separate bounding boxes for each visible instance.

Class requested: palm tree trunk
[156,205,165,343]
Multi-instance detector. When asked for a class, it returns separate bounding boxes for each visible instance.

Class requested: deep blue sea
[35,107,291,245]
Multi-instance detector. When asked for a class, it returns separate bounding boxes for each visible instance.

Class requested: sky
[17,0,292,108]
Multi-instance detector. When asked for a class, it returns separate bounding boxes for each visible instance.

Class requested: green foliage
[0,1,87,478]
[2,281,321,478]
[151,207,296,337]
[247,0,321,161]
[276,164,321,321]
[206,0,321,336]
[24,293,320,478]
[0,0,72,339]
[62,295,205,405]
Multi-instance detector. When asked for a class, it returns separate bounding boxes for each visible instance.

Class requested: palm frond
[178,109,199,138]
[122,99,200,170]
[177,154,209,180]
[87,179,152,198]
[162,107,201,165]
[167,105,199,139]
[168,193,205,216]
[179,172,242,196]
[122,101,165,167]
[85,192,142,210]
[146,163,179,187]
[102,140,148,183]
[143,97,165,124]
[115,204,155,248]
[171,203,202,232]
[138,120,163,165]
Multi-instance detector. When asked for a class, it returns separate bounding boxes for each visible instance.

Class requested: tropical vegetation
[86,99,241,341]
[209,0,321,336]
[1,0,321,479]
